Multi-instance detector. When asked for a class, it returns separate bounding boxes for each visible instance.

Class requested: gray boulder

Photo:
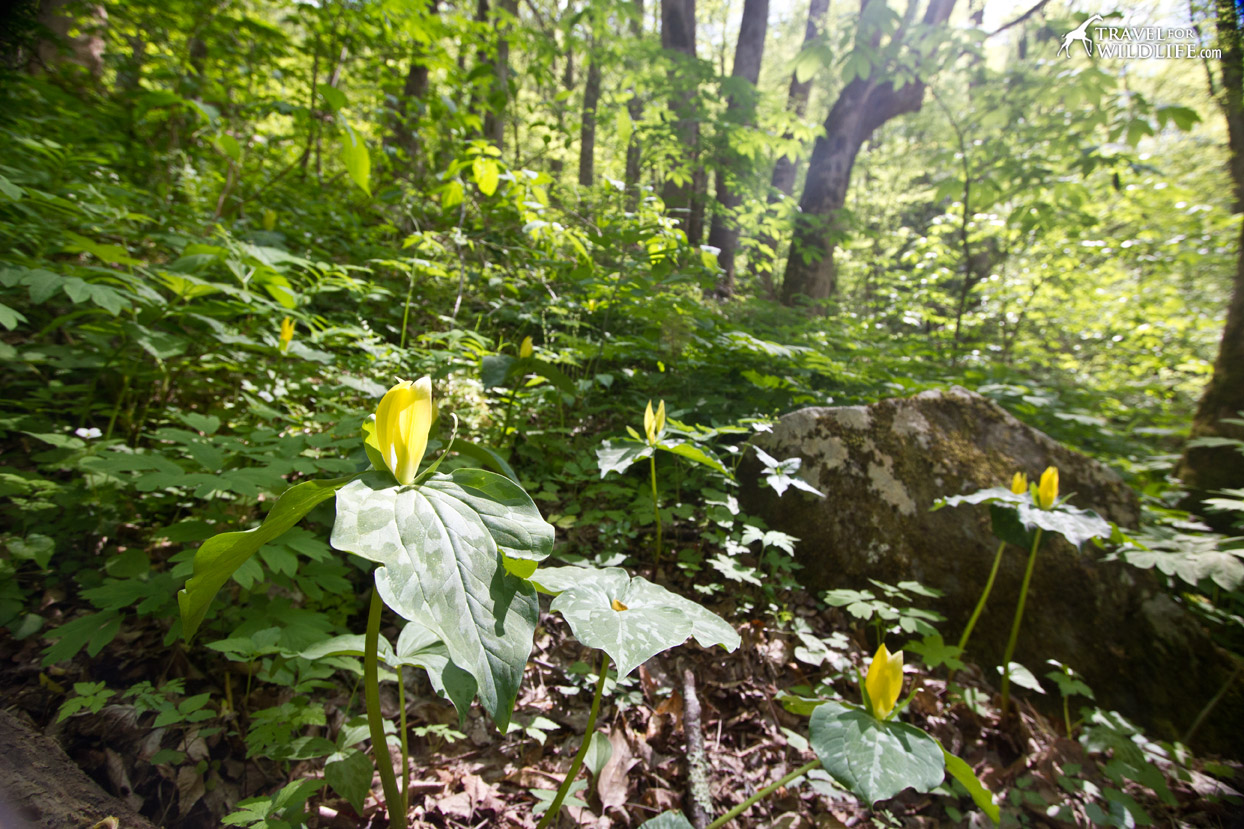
[738,387,1241,756]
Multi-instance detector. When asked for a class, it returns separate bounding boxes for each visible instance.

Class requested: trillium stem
[705,758,821,829]
[399,261,416,349]
[365,589,405,829]
[953,539,1008,678]
[398,665,410,814]
[1000,528,1043,712]
[535,651,610,829]
[649,453,663,567]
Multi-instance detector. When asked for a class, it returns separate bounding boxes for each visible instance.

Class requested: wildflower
[519,336,533,359]
[864,643,904,720]
[375,377,433,486]
[279,317,295,353]
[644,400,666,445]
[1037,466,1059,510]
[1011,472,1028,495]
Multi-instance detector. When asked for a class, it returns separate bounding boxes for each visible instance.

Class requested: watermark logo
[1058,14,1104,57]
[1057,14,1222,60]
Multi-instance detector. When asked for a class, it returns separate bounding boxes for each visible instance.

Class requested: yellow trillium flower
[262,208,277,231]
[1037,466,1059,510]
[864,643,904,720]
[1010,471,1028,495]
[644,400,666,445]
[279,317,295,353]
[375,377,433,486]
[519,336,533,359]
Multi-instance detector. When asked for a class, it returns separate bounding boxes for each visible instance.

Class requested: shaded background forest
[1,0,1244,825]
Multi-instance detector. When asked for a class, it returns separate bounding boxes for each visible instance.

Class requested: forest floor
[2,565,1243,828]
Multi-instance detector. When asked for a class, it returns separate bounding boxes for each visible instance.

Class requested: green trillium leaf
[940,745,1000,824]
[178,475,353,641]
[531,566,740,677]
[1015,501,1112,548]
[809,701,944,805]
[330,469,549,730]
[596,439,653,478]
[659,439,729,476]
[481,354,516,388]
[933,486,1021,510]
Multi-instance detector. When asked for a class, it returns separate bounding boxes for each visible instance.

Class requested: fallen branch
[683,668,712,829]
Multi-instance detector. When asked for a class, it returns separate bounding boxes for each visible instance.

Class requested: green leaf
[0,173,24,201]
[178,476,353,640]
[905,633,964,672]
[339,115,371,196]
[325,749,372,814]
[990,503,1034,549]
[638,812,696,829]
[999,661,1045,693]
[1015,502,1111,548]
[596,440,653,478]
[809,701,944,805]
[941,747,1000,824]
[659,440,729,476]
[531,566,740,677]
[584,730,613,778]
[0,301,27,330]
[452,437,519,482]
[473,156,500,196]
[43,611,122,666]
[481,354,516,388]
[330,470,545,729]
[317,84,348,112]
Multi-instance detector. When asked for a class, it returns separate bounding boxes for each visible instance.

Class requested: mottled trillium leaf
[1015,502,1112,548]
[809,701,944,805]
[596,439,653,477]
[531,566,740,677]
[331,469,552,730]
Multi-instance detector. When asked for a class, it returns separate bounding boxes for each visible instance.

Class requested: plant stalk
[1183,658,1243,745]
[951,539,1008,681]
[705,759,821,829]
[398,665,409,814]
[534,652,610,829]
[365,589,404,829]
[649,454,663,567]
[1000,528,1042,712]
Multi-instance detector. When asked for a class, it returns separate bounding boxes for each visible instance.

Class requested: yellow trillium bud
[1010,471,1028,495]
[519,336,533,359]
[654,400,666,436]
[1038,466,1059,510]
[279,317,295,352]
[375,377,433,486]
[644,400,667,444]
[864,643,904,720]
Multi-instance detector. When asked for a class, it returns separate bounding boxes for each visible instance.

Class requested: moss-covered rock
[739,387,1241,757]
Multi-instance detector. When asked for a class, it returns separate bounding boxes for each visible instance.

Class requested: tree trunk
[579,48,602,186]
[781,0,956,306]
[750,0,830,293]
[704,0,769,294]
[623,0,645,209]
[551,34,574,176]
[1176,0,1244,523]
[661,0,702,243]
[389,1,437,167]
[483,0,517,148]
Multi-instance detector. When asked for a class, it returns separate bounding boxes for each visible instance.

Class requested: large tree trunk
[750,0,830,293]
[661,0,703,243]
[579,46,602,186]
[704,0,769,294]
[781,0,956,306]
[1176,0,1244,524]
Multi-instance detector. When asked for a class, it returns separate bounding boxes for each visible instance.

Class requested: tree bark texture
[661,0,703,243]
[579,50,602,186]
[781,0,956,306]
[389,0,437,166]
[623,0,645,208]
[1176,0,1244,523]
[483,0,517,148]
[704,0,769,293]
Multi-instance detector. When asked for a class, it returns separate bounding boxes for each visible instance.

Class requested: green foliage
[809,701,944,804]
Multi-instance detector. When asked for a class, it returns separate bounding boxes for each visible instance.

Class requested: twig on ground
[683,668,713,829]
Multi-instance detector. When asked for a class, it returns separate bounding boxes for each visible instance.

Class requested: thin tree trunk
[389,0,436,168]
[705,0,769,294]
[1176,0,1244,524]
[661,0,702,242]
[750,0,830,293]
[484,0,516,148]
[624,0,645,209]
[551,29,574,176]
[579,46,602,186]
[781,0,956,306]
